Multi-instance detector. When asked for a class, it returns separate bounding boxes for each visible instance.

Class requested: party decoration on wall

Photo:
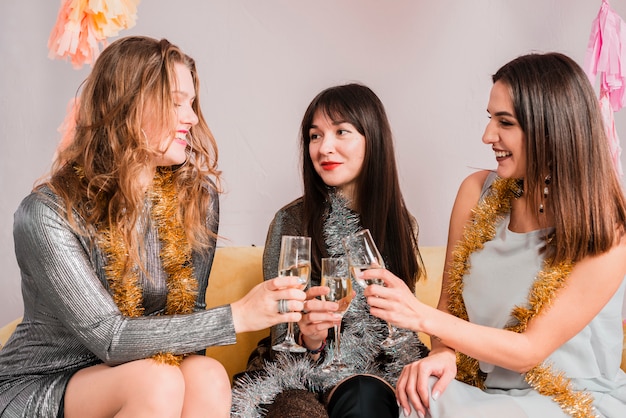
[53,98,79,163]
[584,0,625,177]
[48,0,141,69]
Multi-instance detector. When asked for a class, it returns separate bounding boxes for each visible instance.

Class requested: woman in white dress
[361,52,626,418]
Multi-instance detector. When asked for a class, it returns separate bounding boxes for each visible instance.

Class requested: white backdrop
[1,0,625,325]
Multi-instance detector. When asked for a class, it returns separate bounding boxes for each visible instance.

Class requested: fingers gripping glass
[320,256,353,372]
[272,235,312,353]
[342,229,409,348]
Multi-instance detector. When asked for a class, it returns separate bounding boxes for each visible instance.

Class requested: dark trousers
[265,374,397,418]
[327,374,398,418]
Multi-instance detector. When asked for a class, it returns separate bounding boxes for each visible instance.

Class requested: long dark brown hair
[47,36,220,269]
[300,83,422,290]
[493,52,626,264]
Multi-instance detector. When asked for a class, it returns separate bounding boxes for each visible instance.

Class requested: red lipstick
[321,162,341,170]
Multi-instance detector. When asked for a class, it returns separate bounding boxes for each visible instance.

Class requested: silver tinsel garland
[231,190,429,417]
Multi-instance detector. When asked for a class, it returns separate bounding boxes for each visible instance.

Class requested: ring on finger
[278,299,289,314]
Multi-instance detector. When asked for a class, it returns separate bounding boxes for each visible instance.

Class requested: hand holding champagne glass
[343,229,409,348]
[320,257,353,372]
[272,235,311,353]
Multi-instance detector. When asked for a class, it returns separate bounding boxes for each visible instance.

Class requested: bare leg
[64,359,185,418]
[179,355,231,418]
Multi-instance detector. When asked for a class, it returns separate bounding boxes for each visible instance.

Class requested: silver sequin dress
[0,185,236,417]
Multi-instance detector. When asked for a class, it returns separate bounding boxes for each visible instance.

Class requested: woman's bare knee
[180,355,231,418]
[65,359,186,418]
[182,356,228,380]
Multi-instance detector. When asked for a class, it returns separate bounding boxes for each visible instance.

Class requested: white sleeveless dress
[403,178,626,417]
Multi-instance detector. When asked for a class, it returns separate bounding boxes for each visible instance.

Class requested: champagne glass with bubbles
[320,256,353,372]
[343,229,409,348]
[272,235,311,353]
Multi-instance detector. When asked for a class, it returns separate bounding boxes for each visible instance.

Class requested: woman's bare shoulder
[459,170,492,191]
[454,170,492,207]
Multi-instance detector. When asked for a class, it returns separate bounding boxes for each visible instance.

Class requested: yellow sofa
[1,246,625,381]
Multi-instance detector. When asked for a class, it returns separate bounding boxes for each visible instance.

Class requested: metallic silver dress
[0,185,236,417]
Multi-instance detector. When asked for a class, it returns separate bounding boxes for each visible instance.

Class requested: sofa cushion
[204,246,268,379]
[0,317,21,347]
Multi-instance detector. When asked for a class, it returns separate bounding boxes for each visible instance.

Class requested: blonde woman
[0,36,305,418]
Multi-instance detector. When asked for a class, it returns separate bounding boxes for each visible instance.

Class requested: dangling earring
[539,175,551,213]
[511,178,524,198]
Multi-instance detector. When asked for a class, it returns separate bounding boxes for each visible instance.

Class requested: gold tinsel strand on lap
[446,177,596,417]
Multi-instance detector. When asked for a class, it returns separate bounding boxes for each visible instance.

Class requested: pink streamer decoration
[584,0,625,177]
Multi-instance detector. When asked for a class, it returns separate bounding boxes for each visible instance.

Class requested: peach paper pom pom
[48,0,141,69]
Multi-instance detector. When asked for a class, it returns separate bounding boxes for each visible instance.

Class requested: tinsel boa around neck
[447,176,595,418]
[231,189,429,417]
[97,168,198,366]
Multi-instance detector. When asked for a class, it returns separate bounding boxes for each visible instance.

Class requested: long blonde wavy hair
[47,36,220,269]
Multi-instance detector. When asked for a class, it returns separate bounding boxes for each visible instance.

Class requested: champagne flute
[342,229,409,348]
[320,257,353,372]
[272,235,312,353]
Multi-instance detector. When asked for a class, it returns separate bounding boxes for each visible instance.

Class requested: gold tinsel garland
[446,177,596,417]
[99,168,198,366]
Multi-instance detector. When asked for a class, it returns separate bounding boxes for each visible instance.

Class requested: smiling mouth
[495,150,512,158]
[174,131,188,144]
